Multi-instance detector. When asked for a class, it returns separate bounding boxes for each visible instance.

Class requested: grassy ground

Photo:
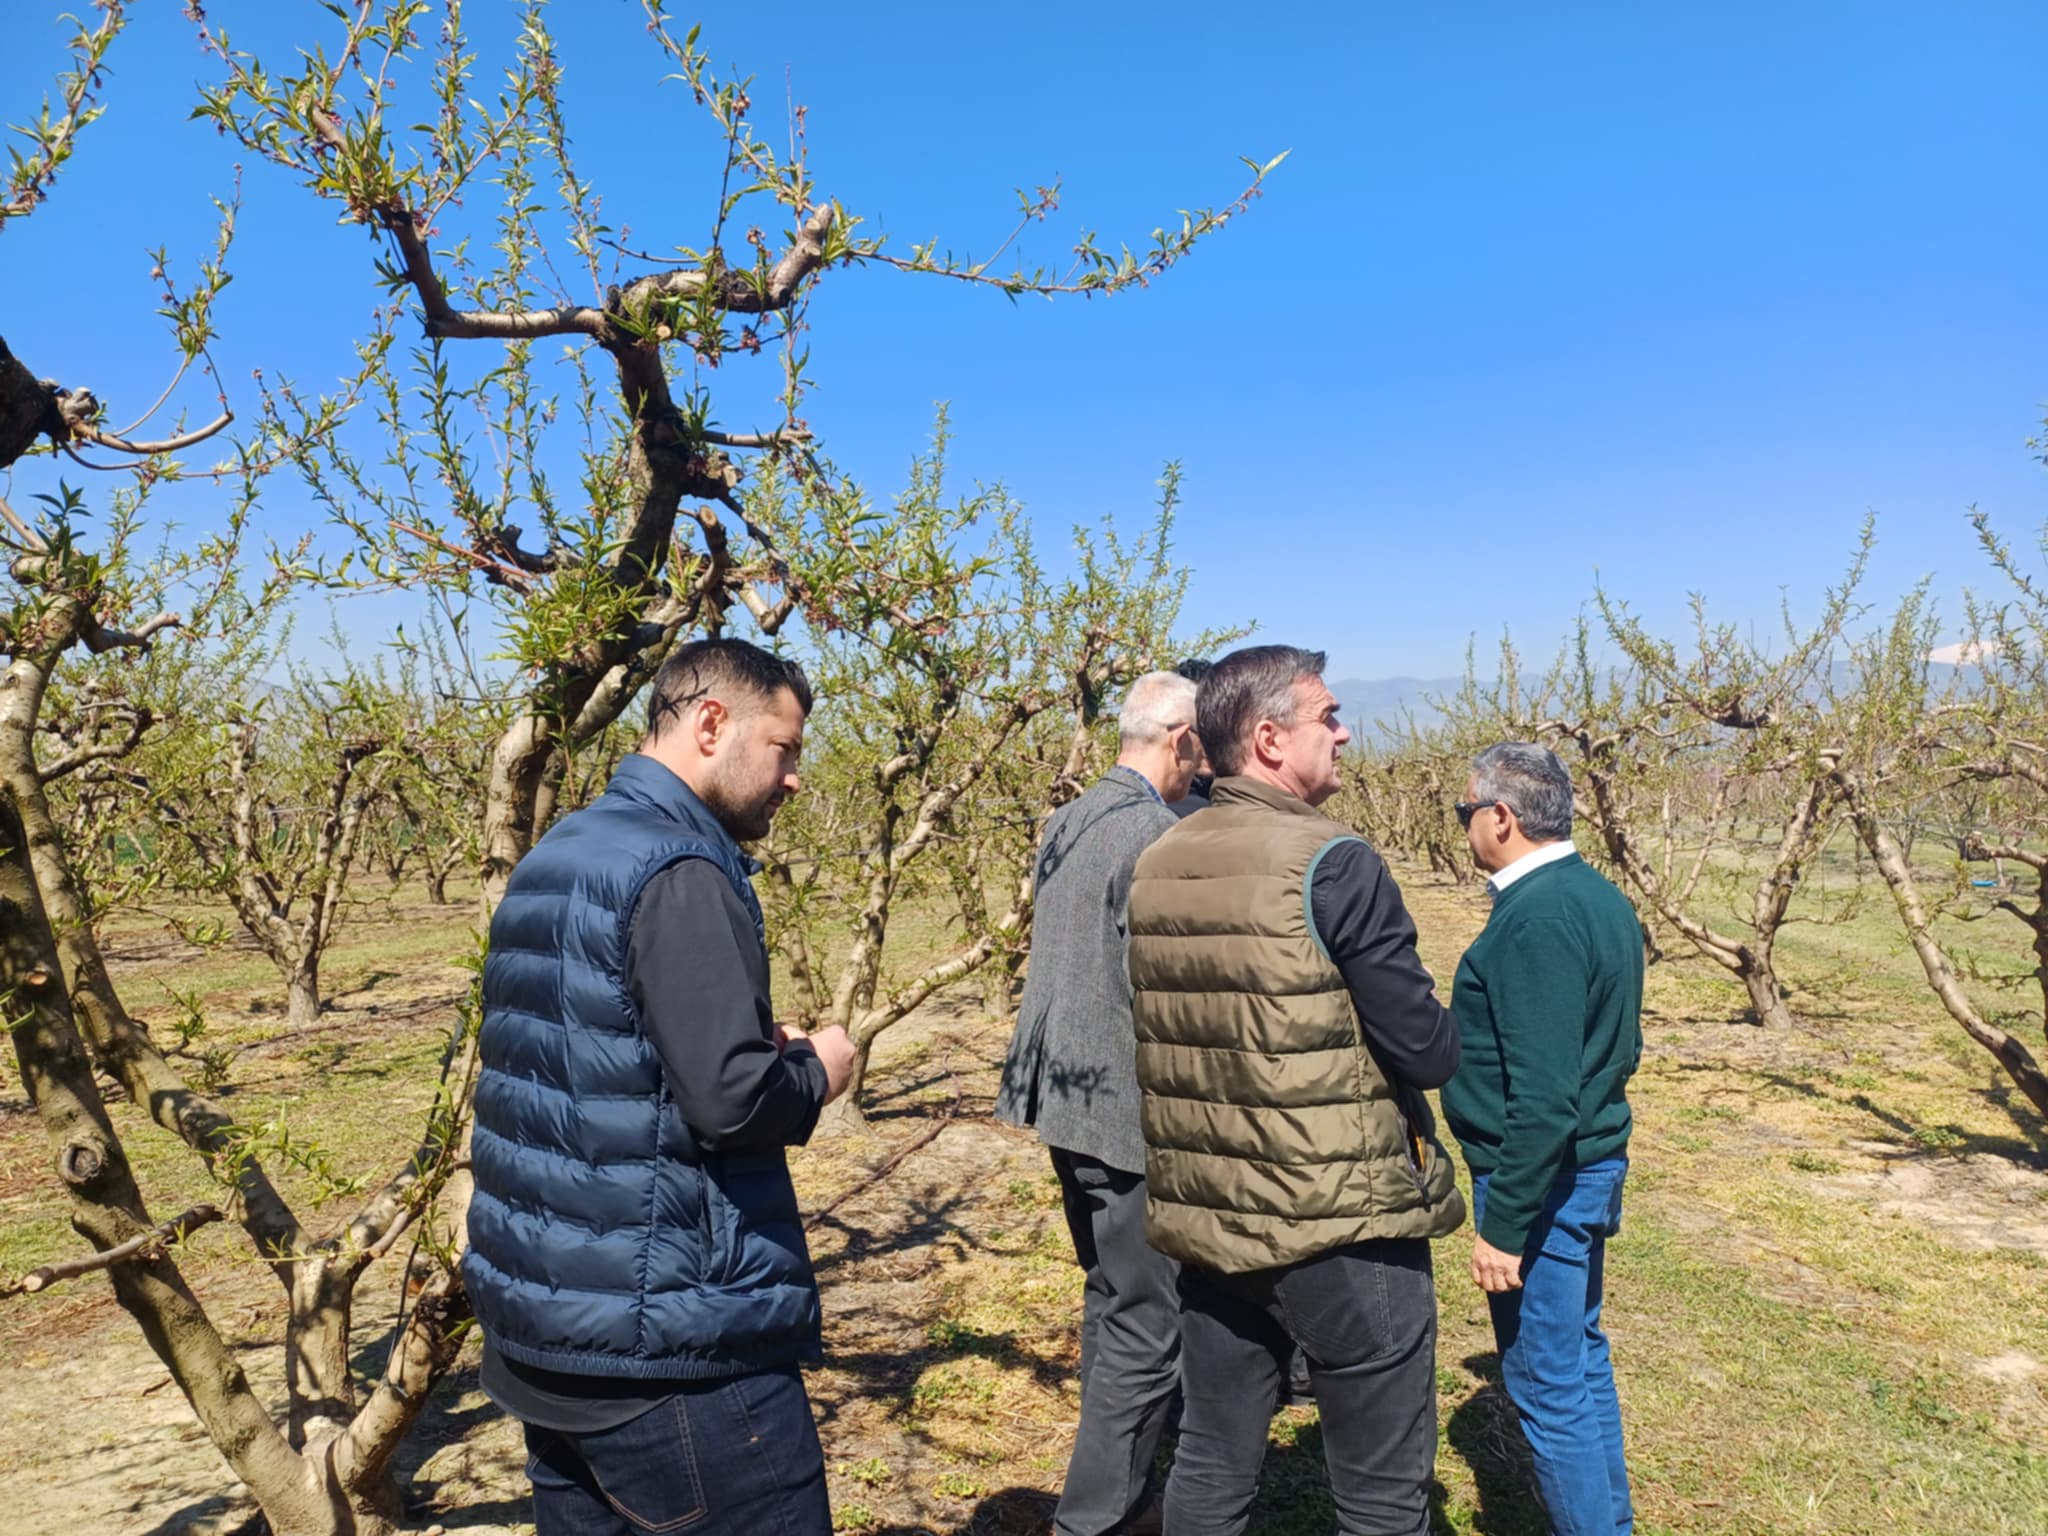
[1,861,2044,1535]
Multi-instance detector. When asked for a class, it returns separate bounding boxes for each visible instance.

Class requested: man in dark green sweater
[1443,743,1642,1535]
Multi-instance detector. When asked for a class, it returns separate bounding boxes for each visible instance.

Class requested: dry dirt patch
[1821,1153,2048,1256]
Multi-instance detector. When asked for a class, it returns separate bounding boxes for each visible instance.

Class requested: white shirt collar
[1487,839,1576,898]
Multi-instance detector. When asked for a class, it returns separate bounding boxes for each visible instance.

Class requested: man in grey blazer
[997,670,1202,1536]
[1168,658,1214,819]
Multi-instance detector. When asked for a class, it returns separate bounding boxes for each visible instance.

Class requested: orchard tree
[1335,641,1545,882]
[1529,538,1872,1029]
[198,0,1282,907]
[1340,733,1476,880]
[395,728,490,906]
[1823,548,2048,1126]
[362,628,499,905]
[0,394,472,1536]
[755,446,1227,1127]
[0,17,471,1533]
[148,663,406,1030]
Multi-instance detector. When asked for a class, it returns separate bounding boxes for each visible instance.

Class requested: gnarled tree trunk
[1833,766,2048,1123]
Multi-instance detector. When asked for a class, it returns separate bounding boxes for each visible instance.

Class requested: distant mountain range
[1327,677,1464,738]
[1329,658,1984,744]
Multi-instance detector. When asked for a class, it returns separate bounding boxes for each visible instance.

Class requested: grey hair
[1197,644,1327,777]
[1117,671,1199,749]
[1471,742,1574,842]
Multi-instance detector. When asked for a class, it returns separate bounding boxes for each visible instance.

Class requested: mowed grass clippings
[0,860,2043,1534]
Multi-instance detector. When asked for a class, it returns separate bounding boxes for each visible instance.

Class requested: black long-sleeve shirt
[482,859,826,1431]
[627,861,827,1147]
[1308,839,1461,1088]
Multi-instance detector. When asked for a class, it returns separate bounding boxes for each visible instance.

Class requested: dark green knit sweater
[1443,851,1644,1253]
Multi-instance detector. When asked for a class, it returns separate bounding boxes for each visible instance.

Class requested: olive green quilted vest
[1128,777,1466,1272]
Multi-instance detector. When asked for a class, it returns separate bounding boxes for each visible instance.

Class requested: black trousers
[1166,1239,1439,1536]
[1049,1147,1182,1536]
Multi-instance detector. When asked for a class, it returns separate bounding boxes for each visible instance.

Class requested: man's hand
[806,1023,857,1104]
[774,1021,807,1050]
[1471,1232,1525,1293]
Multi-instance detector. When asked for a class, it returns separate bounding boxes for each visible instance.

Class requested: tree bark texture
[285,957,323,1032]
[1833,768,2048,1124]
[0,335,64,470]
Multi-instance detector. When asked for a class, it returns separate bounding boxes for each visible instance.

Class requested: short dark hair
[1174,657,1214,684]
[645,637,812,740]
[1196,644,1327,778]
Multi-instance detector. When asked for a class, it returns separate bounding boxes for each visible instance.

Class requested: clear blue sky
[5,1,2044,678]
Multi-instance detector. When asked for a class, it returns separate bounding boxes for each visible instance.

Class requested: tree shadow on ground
[864,1417,1507,1536]
[419,1492,532,1531]
[861,1068,990,1124]
[139,1493,256,1536]
[326,969,401,1003]
[393,1360,530,1529]
[810,1186,983,1275]
[1443,1352,1548,1536]
[804,1244,1083,1440]
[860,1030,1002,1129]
[1973,1078,2048,1156]
[1252,1412,1541,1536]
[1754,1067,2046,1165]
[864,1484,1050,1535]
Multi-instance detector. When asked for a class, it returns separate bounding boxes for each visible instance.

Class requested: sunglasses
[1453,799,1507,828]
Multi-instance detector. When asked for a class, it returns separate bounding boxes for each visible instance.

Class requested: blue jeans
[1473,1159,1632,1536]
[523,1366,830,1536]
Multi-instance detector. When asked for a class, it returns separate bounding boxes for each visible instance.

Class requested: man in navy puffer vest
[466,638,856,1536]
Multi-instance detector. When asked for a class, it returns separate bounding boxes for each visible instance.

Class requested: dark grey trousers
[1049,1147,1182,1536]
[1166,1239,1439,1536]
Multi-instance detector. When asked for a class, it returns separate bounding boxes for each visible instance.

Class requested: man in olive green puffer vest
[1128,645,1466,1536]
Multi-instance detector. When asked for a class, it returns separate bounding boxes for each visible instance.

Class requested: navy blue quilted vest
[463,753,821,1379]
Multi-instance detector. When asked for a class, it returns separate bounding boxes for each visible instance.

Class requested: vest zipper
[1404,1133,1431,1203]
[1397,1089,1433,1205]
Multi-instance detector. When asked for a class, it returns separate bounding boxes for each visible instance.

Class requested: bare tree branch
[73,412,234,457]
[79,610,180,654]
[3,1202,223,1298]
[38,705,154,784]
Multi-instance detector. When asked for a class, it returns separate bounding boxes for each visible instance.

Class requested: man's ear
[691,697,728,756]
[1251,717,1282,767]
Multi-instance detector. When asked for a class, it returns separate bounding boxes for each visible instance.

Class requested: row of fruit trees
[1337,518,2048,1125]
[0,5,1262,1529]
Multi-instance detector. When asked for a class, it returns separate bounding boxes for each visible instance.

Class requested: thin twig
[3,1203,224,1298]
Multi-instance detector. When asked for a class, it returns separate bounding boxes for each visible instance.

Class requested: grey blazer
[995,767,1178,1172]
